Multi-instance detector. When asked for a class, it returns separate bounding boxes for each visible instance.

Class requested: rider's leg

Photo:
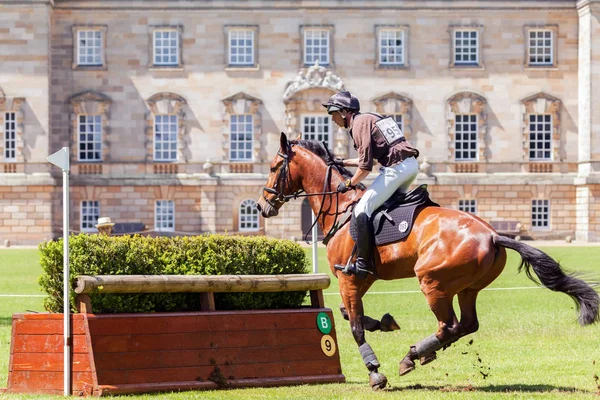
[348,157,419,278]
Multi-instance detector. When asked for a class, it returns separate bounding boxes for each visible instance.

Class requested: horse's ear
[279,132,290,155]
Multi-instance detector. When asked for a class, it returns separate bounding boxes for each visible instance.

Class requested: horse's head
[257,133,304,218]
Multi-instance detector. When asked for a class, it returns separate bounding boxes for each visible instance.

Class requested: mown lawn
[0,245,599,399]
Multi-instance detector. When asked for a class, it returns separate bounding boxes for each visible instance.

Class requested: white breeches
[354,156,419,218]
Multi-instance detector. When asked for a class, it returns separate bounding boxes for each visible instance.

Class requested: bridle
[261,144,356,243]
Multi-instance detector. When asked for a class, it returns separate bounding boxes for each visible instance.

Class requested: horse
[256,133,600,390]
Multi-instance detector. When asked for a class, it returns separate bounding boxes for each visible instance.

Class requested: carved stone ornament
[283,60,345,100]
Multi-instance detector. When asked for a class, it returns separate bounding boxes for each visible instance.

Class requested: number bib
[375,116,404,145]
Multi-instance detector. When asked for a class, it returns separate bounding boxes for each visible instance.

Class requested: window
[229,114,253,161]
[304,29,329,65]
[80,201,100,232]
[229,29,254,66]
[155,200,174,232]
[153,29,179,66]
[154,115,178,161]
[78,115,102,161]
[239,199,259,232]
[527,29,554,66]
[453,29,478,66]
[454,114,478,160]
[302,115,331,148]
[392,114,404,134]
[77,30,102,66]
[532,199,550,229]
[4,112,16,161]
[529,114,552,160]
[379,29,404,66]
[458,199,477,214]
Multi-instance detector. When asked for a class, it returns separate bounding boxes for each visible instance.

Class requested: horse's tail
[493,235,600,326]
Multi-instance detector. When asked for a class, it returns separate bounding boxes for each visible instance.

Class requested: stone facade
[0,0,599,245]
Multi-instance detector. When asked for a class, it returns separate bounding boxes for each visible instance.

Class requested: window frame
[528,114,553,161]
[80,200,100,233]
[524,25,558,69]
[229,114,254,162]
[300,25,334,67]
[154,199,175,232]
[153,114,179,162]
[531,199,550,231]
[375,25,410,69]
[301,114,332,149]
[449,25,484,69]
[239,198,259,232]
[454,113,479,161]
[225,26,259,69]
[72,26,107,70]
[77,114,103,162]
[4,111,16,162]
[458,199,477,214]
[149,26,183,69]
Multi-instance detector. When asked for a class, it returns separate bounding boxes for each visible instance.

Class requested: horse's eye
[270,167,278,173]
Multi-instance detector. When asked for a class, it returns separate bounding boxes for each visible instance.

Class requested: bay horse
[256,133,600,390]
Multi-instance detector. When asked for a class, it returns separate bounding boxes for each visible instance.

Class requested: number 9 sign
[320,334,336,357]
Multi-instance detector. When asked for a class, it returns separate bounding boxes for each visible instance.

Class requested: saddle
[349,184,439,246]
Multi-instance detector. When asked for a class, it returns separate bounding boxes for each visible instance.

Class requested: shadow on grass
[0,317,13,327]
[388,383,593,394]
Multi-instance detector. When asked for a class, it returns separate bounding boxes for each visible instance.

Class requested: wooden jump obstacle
[6,274,345,396]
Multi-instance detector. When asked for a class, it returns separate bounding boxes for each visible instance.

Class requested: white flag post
[312,213,318,274]
[47,147,71,396]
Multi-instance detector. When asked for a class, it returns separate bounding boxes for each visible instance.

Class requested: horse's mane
[289,139,366,190]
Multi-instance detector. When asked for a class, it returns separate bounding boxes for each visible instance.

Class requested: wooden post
[76,294,92,314]
[310,289,325,308]
[199,292,215,311]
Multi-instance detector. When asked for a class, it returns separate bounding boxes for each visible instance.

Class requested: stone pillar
[200,186,217,233]
[575,183,590,241]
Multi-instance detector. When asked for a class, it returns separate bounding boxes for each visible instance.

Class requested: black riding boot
[349,212,374,279]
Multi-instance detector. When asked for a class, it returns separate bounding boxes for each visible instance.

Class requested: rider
[322,91,420,278]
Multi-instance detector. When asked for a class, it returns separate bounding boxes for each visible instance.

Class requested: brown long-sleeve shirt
[349,113,419,171]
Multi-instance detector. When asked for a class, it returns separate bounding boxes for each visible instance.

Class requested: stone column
[199,185,217,233]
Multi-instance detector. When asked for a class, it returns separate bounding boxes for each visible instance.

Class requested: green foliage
[38,234,309,313]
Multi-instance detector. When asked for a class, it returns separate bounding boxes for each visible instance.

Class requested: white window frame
[458,199,477,214]
[239,199,259,232]
[229,114,253,162]
[4,112,16,161]
[153,29,179,66]
[392,114,404,134]
[453,29,479,66]
[78,115,102,162]
[531,199,550,230]
[154,114,178,162]
[76,29,103,66]
[454,114,478,161]
[379,29,405,66]
[229,29,254,66]
[304,29,330,66]
[155,200,175,232]
[301,115,332,148]
[529,114,552,161]
[527,28,554,67]
[80,200,100,233]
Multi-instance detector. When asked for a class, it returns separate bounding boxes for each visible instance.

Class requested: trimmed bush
[38,234,310,313]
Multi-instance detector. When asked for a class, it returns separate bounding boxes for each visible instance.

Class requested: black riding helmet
[322,91,360,114]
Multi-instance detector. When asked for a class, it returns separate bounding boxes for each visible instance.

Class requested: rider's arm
[341,157,360,167]
[349,167,371,187]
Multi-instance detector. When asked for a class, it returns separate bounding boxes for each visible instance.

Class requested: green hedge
[38,234,310,313]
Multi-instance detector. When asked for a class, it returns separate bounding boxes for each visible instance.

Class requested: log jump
[74,274,330,313]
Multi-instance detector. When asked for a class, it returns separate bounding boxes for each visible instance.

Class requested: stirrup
[334,263,372,279]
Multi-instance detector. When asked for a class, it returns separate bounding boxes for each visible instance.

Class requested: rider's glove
[337,179,352,193]
[333,157,344,167]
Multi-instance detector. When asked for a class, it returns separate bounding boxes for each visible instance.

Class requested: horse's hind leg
[457,289,480,336]
[339,302,400,332]
[399,295,461,376]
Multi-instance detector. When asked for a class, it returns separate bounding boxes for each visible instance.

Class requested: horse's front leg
[339,303,401,332]
[339,275,388,390]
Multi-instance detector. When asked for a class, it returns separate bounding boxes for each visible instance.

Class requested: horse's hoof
[420,351,437,366]
[369,371,388,390]
[381,313,400,331]
[399,357,415,376]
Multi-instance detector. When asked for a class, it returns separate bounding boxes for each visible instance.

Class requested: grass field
[0,245,599,399]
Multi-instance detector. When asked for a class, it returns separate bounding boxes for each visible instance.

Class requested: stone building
[0,0,599,245]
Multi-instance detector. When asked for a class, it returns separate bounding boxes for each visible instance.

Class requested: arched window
[239,199,259,232]
[146,92,187,165]
[372,92,413,141]
[222,92,262,173]
[69,90,112,166]
[521,92,562,172]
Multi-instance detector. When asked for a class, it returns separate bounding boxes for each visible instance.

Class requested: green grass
[0,246,599,399]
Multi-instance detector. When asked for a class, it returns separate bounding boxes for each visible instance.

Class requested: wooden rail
[74,274,330,313]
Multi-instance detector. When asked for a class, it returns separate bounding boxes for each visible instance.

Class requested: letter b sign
[317,312,332,334]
